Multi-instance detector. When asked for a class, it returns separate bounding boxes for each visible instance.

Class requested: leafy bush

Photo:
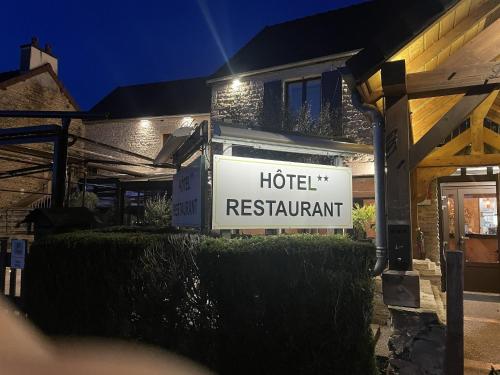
[352,203,376,240]
[25,232,376,374]
[282,102,342,137]
[144,194,171,226]
[68,191,99,210]
[198,235,376,374]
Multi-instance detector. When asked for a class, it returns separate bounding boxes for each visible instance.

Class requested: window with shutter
[262,80,283,130]
[285,78,321,121]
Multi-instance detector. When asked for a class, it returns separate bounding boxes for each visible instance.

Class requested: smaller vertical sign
[172,157,206,228]
[10,239,26,269]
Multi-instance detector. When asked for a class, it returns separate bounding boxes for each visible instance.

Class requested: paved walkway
[464,292,500,374]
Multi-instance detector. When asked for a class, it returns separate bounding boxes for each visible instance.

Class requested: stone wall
[417,179,441,263]
[209,61,373,146]
[341,78,373,145]
[211,80,263,127]
[0,71,83,208]
[84,114,209,164]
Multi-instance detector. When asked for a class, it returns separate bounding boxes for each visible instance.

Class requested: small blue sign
[10,239,26,269]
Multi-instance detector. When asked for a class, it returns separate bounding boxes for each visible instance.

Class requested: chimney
[20,37,58,75]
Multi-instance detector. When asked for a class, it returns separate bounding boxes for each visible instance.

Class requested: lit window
[286,78,321,120]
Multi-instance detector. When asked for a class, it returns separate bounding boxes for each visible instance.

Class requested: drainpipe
[341,68,387,275]
[362,104,387,276]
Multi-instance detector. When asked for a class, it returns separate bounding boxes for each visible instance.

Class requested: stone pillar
[417,179,440,263]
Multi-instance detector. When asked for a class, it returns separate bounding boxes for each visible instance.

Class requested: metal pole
[362,104,387,276]
[445,250,464,375]
[81,164,87,208]
[0,110,105,120]
[65,165,72,207]
[51,118,70,208]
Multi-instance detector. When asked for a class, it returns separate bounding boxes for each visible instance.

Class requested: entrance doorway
[440,178,500,293]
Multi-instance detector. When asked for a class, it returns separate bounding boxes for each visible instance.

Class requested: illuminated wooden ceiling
[359,0,499,143]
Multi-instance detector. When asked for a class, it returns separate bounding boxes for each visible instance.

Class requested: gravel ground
[464,292,500,374]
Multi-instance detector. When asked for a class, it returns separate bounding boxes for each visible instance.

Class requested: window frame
[285,77,322,119]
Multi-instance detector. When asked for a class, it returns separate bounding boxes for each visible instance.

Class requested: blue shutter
[262,80,283,131]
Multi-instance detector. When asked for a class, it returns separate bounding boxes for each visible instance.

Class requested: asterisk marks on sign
[323,175,329,182]
[317,175,322,181]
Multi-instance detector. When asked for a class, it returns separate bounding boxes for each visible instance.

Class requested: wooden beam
[410,88,493,169]
[365,90,383,105]
[484,127,500,151]
[472,90,499,118]
[424,128,471,159]
[419,153,500,168]
[382,61,413,272]
[471,90,498,154]
[406,1,500,72]
[411,170,419,259]
[411,19,500,142]
[357,82,372,104]
[411,95,464,143]
[363,4,499,103]
[406,62,500,99]
[487,106,500,124]
[415,167,457,202]
[438,18,500,69]
[471,114,485,155]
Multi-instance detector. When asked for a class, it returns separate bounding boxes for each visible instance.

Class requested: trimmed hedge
[25,231,376,374]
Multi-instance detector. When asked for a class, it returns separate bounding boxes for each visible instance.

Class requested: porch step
[413,258,437,272]
[420,279,438,312]
[432,285,446,324]
[414,258,442,290]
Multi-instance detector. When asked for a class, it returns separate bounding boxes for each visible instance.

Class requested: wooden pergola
[357,0,500,269]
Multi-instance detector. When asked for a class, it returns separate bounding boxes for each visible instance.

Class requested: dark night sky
[1,0,364,110]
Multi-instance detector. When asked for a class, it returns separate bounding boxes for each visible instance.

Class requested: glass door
[441,182,500,293]
[459,188,499,264]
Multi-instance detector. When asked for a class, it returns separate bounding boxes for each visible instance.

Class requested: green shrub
[199,235,376,374]
[25,232,376,374]
[68,191,99,210]
[352,203,376,240]
[144,194,171,226]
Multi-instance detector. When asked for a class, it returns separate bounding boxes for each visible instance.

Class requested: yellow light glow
[180,117,194,127]
[231,79,241,90]
[139,119,151,128]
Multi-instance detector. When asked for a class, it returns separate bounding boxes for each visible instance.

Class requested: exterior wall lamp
[231,78,241,90]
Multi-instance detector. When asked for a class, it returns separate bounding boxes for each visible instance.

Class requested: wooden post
[51,118,70,208]
[382,60,413,271]
[381,60,421,308]
[0,238,7,295]
[411,170,419,259]
[445,250,464,375]
[9,266,17,300]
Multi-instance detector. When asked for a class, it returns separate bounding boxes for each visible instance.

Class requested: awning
[154,121,207,166]
[212,124,373,156]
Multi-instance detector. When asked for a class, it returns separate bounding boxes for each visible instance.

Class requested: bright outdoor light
[231,78,241,89]
[180,117,194,127]
[139,119,151,128]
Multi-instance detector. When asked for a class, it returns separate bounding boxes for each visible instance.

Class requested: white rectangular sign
[10,239,26,269]
[212,155,352,229]
[172,157,203,228]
